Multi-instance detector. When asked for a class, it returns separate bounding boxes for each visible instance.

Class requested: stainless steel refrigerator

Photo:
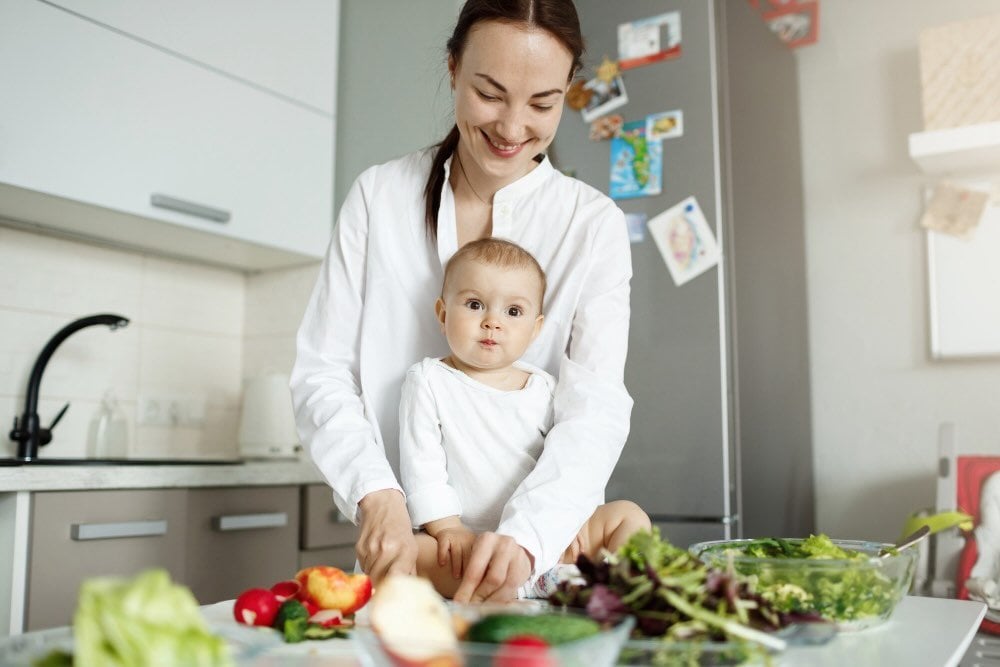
[550,0,815,547]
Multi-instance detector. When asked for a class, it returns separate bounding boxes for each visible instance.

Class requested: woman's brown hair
[422,0,585,241]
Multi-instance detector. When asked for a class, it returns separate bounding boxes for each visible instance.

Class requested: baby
[398,237,650,598]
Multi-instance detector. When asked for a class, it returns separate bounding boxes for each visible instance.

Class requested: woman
[291,0,633,603]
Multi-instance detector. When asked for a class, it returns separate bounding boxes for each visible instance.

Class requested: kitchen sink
[0,458,245,466]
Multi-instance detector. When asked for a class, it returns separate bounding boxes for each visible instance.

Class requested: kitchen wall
[796,0,1000,541]
[0,227,245,460]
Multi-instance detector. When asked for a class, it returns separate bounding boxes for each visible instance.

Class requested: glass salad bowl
[690,536,918,631]
[354,601,634,667]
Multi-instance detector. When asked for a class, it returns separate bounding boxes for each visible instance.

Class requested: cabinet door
[0,0,333,269]
[185,486,300,604]
[300,484,358,550]
[27,489,187,631]
[42,0,338,113]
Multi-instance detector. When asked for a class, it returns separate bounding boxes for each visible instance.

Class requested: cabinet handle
[212,512,288,532]
[150,194,231,223]
[71,520,168,541]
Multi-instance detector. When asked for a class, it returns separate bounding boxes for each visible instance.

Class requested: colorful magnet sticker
[617,11,682,71]
[646,110,684,141]
[609,119,662,200]
[580,75,629,123]
[647,196,721,286]
[762,2,819,48]
[625,212,648,243]
[589,114,624,141]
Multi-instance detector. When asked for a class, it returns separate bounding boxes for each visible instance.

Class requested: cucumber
[466,613,600,645]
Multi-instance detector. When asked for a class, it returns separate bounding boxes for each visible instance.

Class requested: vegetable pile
[699,534,908,624]
[549,529,822,660]
[233,566,371,643]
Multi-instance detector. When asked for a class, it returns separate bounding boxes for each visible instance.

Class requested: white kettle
[238,372,300,459]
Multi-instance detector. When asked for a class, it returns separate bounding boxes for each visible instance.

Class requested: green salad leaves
[703,534,909,624]
[72,569,231,667]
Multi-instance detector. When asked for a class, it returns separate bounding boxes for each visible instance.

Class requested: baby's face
[436,260,543,373]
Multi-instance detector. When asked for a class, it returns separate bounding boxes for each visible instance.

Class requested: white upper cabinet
[42,0,337,114]
[0,0,337,271]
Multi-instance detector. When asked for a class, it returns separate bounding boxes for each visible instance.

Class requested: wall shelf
[908,121,1000,175]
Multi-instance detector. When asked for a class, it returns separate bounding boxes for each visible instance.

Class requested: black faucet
[9,313,130,461]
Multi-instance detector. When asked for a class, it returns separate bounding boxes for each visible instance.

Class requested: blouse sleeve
[289,166,401,523]
[398,365,463,528]
[496,203,634,575]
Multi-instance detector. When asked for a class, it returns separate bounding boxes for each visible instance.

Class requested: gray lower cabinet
[24,484,349,630]
[299,484,358,572]
[184,486,300,605]
[27,489,188,631]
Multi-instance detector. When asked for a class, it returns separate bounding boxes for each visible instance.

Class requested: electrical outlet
[138,394,206,426]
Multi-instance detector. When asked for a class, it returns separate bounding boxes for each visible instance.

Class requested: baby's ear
[531,313,544,341]
[435,298,447,329]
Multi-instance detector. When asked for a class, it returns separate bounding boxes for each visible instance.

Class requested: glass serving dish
[354,601,634,667]
[690,538,918,631]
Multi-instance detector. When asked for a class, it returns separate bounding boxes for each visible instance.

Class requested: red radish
[232,588,281,627]
[493,635,554,667]
[270,579,301,602]
[298,598,320,616]
[309,608,349,628]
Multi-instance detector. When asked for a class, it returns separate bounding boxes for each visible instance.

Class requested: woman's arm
[290,168,416,580]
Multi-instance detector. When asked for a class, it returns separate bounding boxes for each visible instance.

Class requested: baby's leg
[560,500,651,563]
[415,532,462,598]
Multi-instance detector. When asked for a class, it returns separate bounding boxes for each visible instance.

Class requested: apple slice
[369,575,460,667]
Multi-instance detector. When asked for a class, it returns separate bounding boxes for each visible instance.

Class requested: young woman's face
[450,21,573,184]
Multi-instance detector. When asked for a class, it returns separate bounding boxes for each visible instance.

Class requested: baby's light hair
[442,238,546,310]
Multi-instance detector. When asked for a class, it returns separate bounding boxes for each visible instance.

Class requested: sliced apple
[369,575,461,667]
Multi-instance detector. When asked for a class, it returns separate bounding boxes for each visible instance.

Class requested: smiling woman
[291,0,634,606]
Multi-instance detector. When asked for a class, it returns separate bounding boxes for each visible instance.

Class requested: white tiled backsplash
[0,226,319,460]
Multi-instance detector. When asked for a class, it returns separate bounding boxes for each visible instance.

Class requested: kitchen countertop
[0,458,325,492]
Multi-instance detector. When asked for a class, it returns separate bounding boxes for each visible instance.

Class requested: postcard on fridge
[617,11,682,70]
[647,196,720,286]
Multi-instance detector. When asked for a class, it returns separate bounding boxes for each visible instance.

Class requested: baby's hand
[436,526,477,579]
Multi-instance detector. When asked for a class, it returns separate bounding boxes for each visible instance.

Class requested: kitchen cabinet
[0,0,336,271]
[40,0,337,113]
[26,489,188,631]
[185,486,300,605]
[298,484,358,572]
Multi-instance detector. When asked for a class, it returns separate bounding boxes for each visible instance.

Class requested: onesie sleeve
[398,364,463,528]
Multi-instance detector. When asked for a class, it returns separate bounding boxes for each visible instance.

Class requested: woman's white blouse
[291,149,633,575]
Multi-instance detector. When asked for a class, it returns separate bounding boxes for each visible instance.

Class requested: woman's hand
[453,532,532,603]
[356,489,418,584]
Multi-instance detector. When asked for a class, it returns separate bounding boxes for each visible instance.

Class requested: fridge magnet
[624,212,648,243]
[920,181,990,239]
[617,11,682,71]
[647,196,720,286]
[595,56,620,84]
[646,109,684,141]
[762,1,819,49]
[566,79,592,111]
[580,75,629,123]
[589,114,624,141]
[609,119,662,200]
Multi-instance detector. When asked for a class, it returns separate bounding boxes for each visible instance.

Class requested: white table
[779,596,985,667]
[201,595,985,666]
[3,595,985,666]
